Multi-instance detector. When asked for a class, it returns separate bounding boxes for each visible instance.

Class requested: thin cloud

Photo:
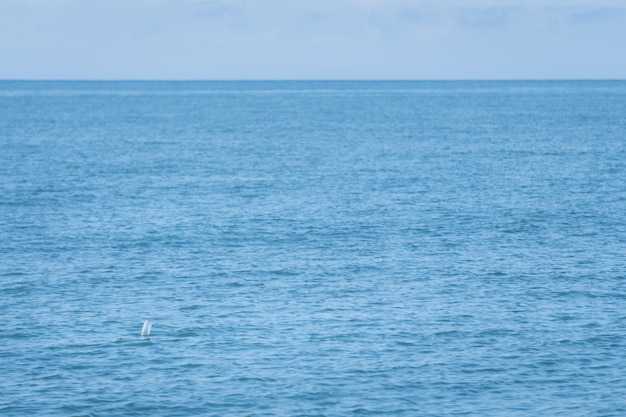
[564,6,626,23]
[454,6,522,30]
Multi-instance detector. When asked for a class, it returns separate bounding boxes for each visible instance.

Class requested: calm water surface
[1,81,626,416]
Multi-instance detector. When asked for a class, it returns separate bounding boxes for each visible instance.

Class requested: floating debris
[141,320,152,337]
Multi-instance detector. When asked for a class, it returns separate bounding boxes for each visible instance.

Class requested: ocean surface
[1,80,625,416]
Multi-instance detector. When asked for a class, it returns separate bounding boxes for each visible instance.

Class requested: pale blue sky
[1,0,625,79]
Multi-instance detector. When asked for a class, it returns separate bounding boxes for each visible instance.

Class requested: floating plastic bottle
[141,320,152,337]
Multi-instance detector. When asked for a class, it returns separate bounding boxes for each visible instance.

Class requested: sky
[1,0,625,80]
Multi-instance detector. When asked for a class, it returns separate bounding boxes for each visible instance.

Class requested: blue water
[1,80,626,416]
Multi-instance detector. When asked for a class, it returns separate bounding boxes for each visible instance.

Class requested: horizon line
[1,78,625,82]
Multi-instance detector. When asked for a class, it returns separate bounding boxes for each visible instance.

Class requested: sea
[1,80,625,416]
